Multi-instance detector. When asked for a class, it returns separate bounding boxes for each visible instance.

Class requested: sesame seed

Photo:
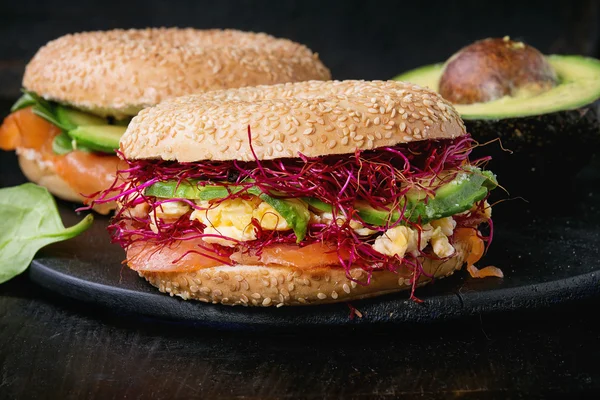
[200,287,211,294]
[317,293,327,300]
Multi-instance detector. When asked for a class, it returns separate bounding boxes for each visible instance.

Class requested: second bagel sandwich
[97,80,499,306]
[0,28,330,213]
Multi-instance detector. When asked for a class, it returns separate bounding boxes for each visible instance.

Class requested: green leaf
[10,92,36,112]
[0,183,94,284]
[32,104,68,130]
[18,90,70,130]
[10,90,68,129]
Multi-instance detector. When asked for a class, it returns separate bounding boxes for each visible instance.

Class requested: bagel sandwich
[0,28,330,214]
[96,80,499,306]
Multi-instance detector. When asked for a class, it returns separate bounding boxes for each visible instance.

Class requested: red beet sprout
[94,132,493,298]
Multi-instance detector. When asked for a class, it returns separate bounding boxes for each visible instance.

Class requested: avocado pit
[439,37,558,104]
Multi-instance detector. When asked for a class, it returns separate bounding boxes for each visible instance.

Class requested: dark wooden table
[1,274,600,399]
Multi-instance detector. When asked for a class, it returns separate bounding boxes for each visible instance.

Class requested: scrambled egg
[154,201,191,219]
[372,217,456,259]
[253,200,294,231]
[317,212,378,236]
[190,197,292,247]
[149,201,191,233]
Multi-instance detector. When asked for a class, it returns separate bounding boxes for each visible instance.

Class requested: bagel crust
[23,28,331,118]
[121,80,466,162]
[138,240,469,306]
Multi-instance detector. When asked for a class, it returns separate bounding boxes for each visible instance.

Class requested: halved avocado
[394,55,600,203]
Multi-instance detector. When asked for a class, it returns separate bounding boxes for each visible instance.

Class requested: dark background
[0,0,599,99]
[1,0,600,398]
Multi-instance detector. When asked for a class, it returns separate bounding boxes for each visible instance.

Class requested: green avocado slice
[393,55,600,119]
[67,125,126,153]
[320,167,496,226]
[259,196,310,242]
[145,182,310,242]
[302,197,332,213]
[51,132,75,155]
[55,106,108,131]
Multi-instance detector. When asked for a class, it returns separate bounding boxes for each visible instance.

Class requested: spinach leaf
[10,91,37,112]
[0,183,94,284]
[10,90,70,130]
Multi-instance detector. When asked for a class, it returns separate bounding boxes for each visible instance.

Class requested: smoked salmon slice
[127,239,232,272]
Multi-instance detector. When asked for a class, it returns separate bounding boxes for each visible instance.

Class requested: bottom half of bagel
[16,148,117,215]
[137,239,470,307]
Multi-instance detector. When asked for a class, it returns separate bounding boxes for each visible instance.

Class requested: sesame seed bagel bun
[23,28,331,118]
[138,239,469,306]
[120,80,466,162]
[16,151,114,214]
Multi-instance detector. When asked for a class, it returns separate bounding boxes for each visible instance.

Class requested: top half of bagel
[22,28,331,118]
[121,79,466,162]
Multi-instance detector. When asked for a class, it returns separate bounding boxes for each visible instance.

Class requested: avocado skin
[467,97,600,203]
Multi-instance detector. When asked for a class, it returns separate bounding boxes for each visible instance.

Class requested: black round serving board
[16,154,599,329]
